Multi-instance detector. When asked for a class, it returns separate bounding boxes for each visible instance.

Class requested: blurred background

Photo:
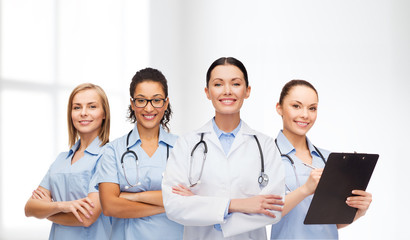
[1,0,409,239]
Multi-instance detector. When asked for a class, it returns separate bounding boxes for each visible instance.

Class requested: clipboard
[304,152,378,224]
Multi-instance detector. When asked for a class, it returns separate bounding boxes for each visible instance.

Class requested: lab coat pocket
[238,178,261,197]
[236,159,262,196]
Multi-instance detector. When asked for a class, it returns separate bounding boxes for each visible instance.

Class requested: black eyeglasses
[132,98,167,108]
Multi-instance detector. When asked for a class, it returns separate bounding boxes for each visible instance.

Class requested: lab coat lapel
[228,121,255,157]
[195,120,225,155]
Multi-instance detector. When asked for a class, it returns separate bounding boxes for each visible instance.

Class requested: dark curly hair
[127,67,172,132]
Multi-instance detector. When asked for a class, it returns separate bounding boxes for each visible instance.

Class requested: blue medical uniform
[270,131,338,239]
[96,125,183,240]
[39,137,111,240]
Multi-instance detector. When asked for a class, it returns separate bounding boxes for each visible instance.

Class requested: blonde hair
[67,83,110,147]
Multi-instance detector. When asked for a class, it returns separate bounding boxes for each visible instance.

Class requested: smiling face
[130,80,168,132]
[71,89,105,139]
[205,64,250,117]
[277,85,318,139]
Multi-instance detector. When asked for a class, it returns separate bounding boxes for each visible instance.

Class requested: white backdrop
[1,0,409,239]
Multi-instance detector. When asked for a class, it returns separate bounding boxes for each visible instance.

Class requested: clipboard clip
[352,151,366,160]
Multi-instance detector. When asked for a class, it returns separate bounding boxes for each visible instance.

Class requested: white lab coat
[162,120,285,240]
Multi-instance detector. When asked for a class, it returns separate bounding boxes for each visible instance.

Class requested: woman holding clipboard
[270,80,372,239]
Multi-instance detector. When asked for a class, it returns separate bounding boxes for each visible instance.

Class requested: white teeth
[297,122,308,126]
[144,115,154,119]
[221,100,234,103]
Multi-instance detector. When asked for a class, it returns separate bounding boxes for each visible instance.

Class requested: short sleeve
[94,143,120,189]
[39,152,66,190]
[88,154,104,193]
[39,167,51,190]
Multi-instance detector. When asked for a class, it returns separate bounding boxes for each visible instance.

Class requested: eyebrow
[73,101,98,105]
[211,77,244,82]
[134,93,165,98]
[292,100,318,106]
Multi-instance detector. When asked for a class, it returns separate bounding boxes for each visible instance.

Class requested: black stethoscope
[274,139,326,192]
[121,130,169,190]
[189,133,268,188]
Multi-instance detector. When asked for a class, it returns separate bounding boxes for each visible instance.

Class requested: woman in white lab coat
[162,57,285,239]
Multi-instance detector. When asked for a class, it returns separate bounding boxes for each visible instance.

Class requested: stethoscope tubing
[189,132,268,188]
[274,138,326,192]
[189,133,207,187]
[121,130,169,189]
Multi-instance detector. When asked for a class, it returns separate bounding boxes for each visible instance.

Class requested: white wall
[149,1,410,239]
[1,0,409,239]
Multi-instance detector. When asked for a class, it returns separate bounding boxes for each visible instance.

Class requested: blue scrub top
[270,131,338,239]
[96,125,183,240]
[40,137,111,240]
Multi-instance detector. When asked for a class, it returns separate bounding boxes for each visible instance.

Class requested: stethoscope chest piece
[258,172,269,188]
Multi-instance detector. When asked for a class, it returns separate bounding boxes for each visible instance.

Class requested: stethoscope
[121,130,169,190]
[274,139,326,193]
[189,133,269,188]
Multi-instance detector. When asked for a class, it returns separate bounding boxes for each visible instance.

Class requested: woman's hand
[337,190,372,229]
[229,195,284,218]
[57,197,95,223]
[32,188,52,202]
[300,168,323,195]
[172,184,194,196]
[346,190,372,218]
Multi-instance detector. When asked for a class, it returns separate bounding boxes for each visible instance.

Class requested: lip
[295,121,309,127]
[219,98,236,105]
[142,114,156,120]
[79,120,92,125]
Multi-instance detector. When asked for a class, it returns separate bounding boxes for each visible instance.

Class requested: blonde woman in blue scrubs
[96,68,183,239]
[270,80,372,239]
[25,83,111,240]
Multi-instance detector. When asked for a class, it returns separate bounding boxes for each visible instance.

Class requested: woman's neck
[136,124,160,157]
[77,132,98,151]
[282,129,308,152]
[214,112,241,132]
[137,124,159,142]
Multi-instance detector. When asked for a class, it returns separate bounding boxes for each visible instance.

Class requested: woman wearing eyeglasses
[96,68,183,239]
[162,57,285,239]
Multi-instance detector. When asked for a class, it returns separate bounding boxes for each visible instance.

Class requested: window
[0,0,149,238]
